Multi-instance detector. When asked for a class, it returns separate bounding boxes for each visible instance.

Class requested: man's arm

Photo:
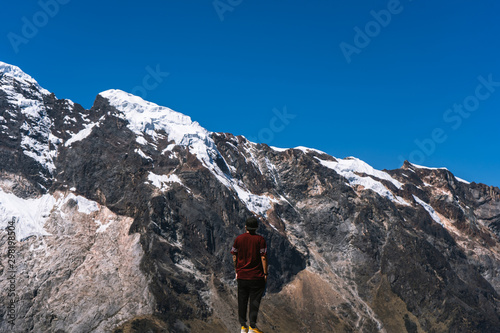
[231,240,238,278]
[261,255,268,281]
[233,254,238,278]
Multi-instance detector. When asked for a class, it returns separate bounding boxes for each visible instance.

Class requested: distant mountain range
[1,61,499,332]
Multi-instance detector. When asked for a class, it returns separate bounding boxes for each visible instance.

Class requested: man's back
[232,233,267,280]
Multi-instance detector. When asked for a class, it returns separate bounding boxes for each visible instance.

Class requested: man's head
[245,217,259,234]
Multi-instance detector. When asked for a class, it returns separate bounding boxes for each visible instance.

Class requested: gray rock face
[1,62,499,332]
[0,192,154,332]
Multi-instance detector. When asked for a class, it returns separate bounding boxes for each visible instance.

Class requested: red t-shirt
[231,233,267,280]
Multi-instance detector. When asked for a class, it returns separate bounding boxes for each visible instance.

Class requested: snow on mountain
[64,193,100,214]
[269,145,288,152]
[232,182,278,215]
[0,188,55,241]
[408,162,471,184]
[0,62,475,220]
[0,63,468,215]
[65,122,99,147]
[0,61,50,95]
[454,176,471,184]
[409,163,448,171]
[293,146,329,155]
[0,188,102,241]
[147,172,185,192]
[99,89,222,171]
[273,148,407,205]
[99,89,282,216]
[325,156,403,189]
[316,155,407,205]
[0,62,60,176]
[99,89,209,146]
[20,113,58,175]
[413,195,443,226]
[263,144,411,206]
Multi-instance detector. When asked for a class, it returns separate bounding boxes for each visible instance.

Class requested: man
[231,217,268,333]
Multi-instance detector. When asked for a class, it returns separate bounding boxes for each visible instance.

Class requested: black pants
[237,279,266,327]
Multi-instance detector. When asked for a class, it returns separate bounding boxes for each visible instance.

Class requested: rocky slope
[0,61,499,332]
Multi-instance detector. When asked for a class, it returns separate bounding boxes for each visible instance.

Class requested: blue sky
[1,0,499,187]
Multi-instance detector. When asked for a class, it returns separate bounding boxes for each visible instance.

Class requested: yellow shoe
[241,326,249,333]
[249,327,263,333]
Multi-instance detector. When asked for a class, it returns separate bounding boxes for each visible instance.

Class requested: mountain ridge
[1,61,500,332]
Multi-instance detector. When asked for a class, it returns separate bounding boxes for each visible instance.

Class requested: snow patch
[57,193,99,214]
[175,258,198,275]
[21,134,58,173]
[95,219,114,233]
[323,157,402,189]
[269,146,288,152]
[413,195,443,226]
[0,61,50,95]
[63,115,76,123]
[136,136,148,145]
[395,196,410,206]
[269,145,329,155]
[161,144,176,154]
[269,223,279,232]
[409,163,448,171]
[232,183,278,216]
[410,163,470,184]
[455,176,470,184]
[294,146,328,155]
[148,172,184,191]
[135,148,152,161]
[65,122,98,147]
[0,188,55,241]
[17,102,58,173]
[73,195,99,214]
[316,156,406,205]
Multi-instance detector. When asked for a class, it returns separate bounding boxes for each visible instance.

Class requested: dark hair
[245,217,259,231]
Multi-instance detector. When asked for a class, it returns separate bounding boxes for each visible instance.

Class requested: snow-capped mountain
[1,61,499,332]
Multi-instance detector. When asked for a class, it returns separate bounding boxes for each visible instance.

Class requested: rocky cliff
[1,61,499,332]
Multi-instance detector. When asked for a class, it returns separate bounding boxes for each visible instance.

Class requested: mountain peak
[0,61,49,95]
[98,88,227,179]
[98,89,202,143]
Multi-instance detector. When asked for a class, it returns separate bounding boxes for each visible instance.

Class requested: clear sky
[1,0,499,187]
